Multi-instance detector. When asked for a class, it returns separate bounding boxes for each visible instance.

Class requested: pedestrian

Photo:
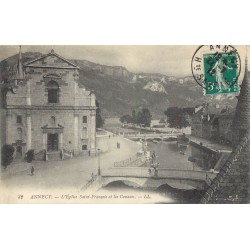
[109,135,111,139]
[31,166,34,176]
[155,168,158,176]
[152,151,156,160]
[88,150,91,156]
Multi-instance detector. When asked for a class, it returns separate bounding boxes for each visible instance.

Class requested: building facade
[2,49,96,160]
[191,108,203,137]
[201,115,219,140]
[191,103,232,141]
[218,109,235,143]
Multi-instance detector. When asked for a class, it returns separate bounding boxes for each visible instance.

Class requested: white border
[1,1,249,250]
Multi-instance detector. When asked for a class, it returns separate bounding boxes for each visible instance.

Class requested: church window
[16,115,22,124]
[82,116,87,123]
[48,81,59,103]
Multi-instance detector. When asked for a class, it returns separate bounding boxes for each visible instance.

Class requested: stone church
[1,48,96,160]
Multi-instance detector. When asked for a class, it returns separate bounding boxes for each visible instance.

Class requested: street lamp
[98,148,101,176]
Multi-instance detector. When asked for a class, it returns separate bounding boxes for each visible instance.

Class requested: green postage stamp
[191,45,241,95]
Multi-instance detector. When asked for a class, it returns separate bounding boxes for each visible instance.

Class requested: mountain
[143,80,167,94]
[0,52,237,118]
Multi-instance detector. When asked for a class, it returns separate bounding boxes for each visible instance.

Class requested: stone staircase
[62,148,73,160]
[47,151,61,161]
[34,149,46,161]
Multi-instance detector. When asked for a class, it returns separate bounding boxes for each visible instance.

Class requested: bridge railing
[81,173,99,191]
[101,167,217,181]
[125,133,181,138]
[114,154,145,168]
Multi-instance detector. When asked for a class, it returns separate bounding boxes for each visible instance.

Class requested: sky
[0,45,248,77]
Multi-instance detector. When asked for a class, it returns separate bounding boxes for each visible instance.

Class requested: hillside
[0,52,237,117]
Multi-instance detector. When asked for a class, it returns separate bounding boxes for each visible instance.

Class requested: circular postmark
[191,45,241,95]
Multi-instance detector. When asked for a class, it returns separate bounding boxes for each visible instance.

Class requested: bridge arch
[102,178,144,189]
[153,178,206,191]
[100,168,216,191]
[101,177,208,191]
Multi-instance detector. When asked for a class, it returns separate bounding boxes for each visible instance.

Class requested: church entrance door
[47,133,59,151]
[16,146,22,158]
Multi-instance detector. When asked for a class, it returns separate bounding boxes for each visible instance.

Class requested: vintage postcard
[0,45,249,204]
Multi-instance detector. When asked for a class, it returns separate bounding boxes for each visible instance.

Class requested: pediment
[24,51,79,69]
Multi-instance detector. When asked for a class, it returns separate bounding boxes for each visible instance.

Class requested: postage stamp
[191,45,241,95]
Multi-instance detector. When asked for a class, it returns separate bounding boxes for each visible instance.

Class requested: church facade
[2,49,96,160]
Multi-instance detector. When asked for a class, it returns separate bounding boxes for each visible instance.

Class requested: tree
[96,100,104,128]
[1,145,14,169]
[164,107,190,129]
[120,114,133,124]
[132,110,136,124]
[26,150,34,163]
[136,111,143,125]
[141,108,152,127]
[120,108,152,127]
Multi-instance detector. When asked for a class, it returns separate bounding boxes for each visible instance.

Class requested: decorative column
[90,92,95,106]
[26,111,32,150]
[74,113,79,155]
[26,79,32,150]
[90,110,96,154]
[6,110,12,144]
[26,80,31,106]
[74,81,78,106]
[59,132,63,150]
[42,133,47,150]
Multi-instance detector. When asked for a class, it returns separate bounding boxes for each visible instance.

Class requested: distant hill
[0,52,237,118]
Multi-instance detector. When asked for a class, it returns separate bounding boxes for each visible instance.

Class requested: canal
[103,122,218,203]
[100,139,217,203]
[147,140,218,171]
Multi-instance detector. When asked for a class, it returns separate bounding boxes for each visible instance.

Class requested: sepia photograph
[1,2,249,250]
[0,45,249,204]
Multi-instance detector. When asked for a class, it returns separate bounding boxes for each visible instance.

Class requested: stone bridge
[125,132,181,141]
[98,167,217,191]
